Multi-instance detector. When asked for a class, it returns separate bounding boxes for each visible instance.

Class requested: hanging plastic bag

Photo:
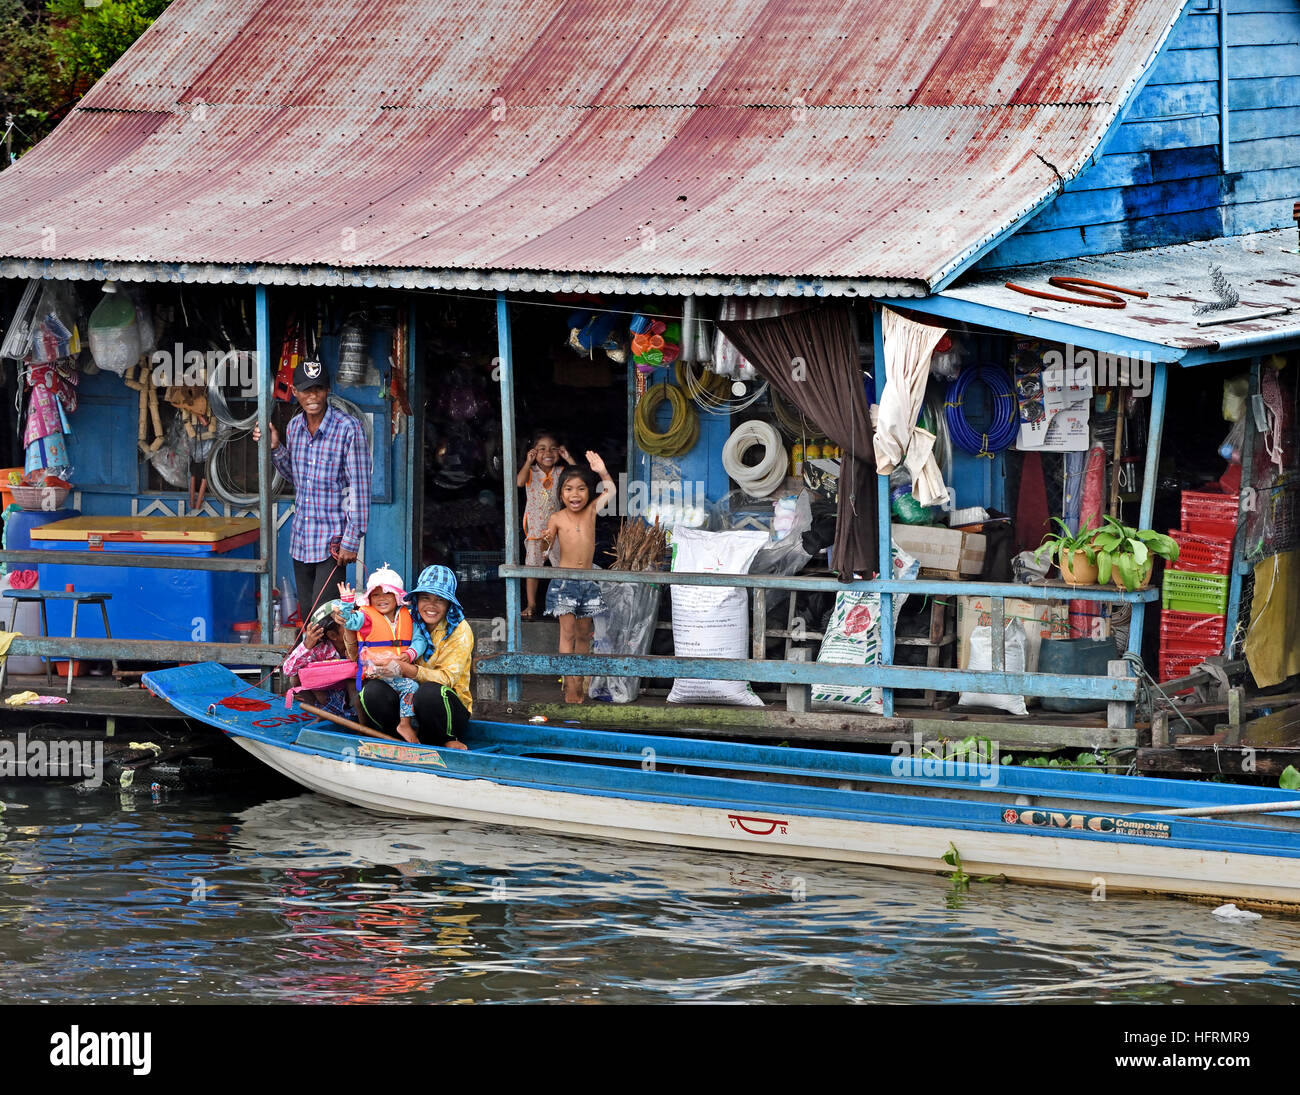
[24,282,83,365]
[87,285,141,375]
[589,582,663,703]
[148,412,195,488]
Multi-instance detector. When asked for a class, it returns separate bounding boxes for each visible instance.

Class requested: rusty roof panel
[0,0,1189,290]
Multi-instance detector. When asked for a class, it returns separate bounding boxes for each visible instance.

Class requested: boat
[143,663,1300,911]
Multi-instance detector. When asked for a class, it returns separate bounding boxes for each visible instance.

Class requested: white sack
[957,619,1029,716]
[666,527,769,706]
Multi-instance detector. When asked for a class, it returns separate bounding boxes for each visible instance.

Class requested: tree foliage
[1,0,171,159]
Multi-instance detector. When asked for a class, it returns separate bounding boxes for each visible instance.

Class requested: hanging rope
[944,367,1018,458]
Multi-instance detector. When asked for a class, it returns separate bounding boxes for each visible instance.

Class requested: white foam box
[890,523,986,576]
[957,596,1070,673]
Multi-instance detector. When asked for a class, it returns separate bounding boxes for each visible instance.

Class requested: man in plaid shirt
[256,359,371,618]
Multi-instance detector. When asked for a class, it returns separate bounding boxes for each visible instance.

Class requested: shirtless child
[540,451,616,704]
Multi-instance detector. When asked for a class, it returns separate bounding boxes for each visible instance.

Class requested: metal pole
[256,284,273,643]
[1224,356,1260,655]
[1129,359,1168,656]
[407,297,420,577]
[496,292,521,702]
[872,305,894,717]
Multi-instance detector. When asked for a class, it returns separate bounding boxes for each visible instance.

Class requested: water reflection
[0,786,1297,1003]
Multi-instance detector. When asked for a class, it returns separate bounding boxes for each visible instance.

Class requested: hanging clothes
[873,307,949,507]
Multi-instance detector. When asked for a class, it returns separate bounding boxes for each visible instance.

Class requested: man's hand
[251,422,280,448]
[332,545,358,565]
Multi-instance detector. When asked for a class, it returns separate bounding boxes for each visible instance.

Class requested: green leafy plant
[1020,750,1113,772]
[1091,515,1180,591]
[1033,516,1099,568]
[1280,765,1300,791]
[942,842,970,891]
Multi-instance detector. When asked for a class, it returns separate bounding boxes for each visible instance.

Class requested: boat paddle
[298,701,403,742]
[1148,799,1300,818]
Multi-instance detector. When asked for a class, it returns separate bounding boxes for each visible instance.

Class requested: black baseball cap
[293,359,329,390]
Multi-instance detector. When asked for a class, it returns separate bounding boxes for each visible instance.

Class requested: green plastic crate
[1161,569,1229,615]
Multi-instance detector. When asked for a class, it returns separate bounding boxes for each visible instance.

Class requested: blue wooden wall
[64,322,413,616]
[980,0,1300,268]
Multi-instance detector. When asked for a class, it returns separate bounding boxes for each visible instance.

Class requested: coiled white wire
[722,420,788,498]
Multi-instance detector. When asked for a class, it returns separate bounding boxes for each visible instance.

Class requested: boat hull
[233,736,1300,909]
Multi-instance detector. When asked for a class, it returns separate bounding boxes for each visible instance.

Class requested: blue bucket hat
[406,565,465,638]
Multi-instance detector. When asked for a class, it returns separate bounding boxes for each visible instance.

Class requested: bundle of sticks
[606,518,669,572]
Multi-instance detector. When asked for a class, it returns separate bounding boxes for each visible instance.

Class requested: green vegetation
[1091,515,1180,591]
[1020,750,1113,772]
[1280,765,1300,791]
[1,0,171,159]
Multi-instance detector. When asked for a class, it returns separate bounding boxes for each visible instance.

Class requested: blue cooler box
[32,518,259,644]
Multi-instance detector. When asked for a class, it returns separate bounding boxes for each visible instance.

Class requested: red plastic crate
[1167,529,1232,576]
[1159,650,1207,685]
[1181,490,1238,540]
[1159,609,1226,653]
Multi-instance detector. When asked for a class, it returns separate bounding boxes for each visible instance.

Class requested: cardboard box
[957,596,1070,673]
[891,523,986,576]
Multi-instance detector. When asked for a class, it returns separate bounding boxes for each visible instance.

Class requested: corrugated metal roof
[939,229,1300,354]
[0,0,1189,293]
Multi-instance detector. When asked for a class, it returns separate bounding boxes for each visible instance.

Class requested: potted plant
[1034,517,1100,585]
[1092,515,1180,591]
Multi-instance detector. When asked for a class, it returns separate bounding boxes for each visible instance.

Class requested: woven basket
[11,484,70,511]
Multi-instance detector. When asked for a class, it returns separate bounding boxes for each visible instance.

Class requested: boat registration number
[357,741,448,768]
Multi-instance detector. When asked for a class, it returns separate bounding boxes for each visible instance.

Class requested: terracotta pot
[1111,557,1154,591]
[1059,549,1099,586]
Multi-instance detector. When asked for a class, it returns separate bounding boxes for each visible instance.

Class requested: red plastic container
[1167,529,1232,576]
[1181,490,1238,540]
[1159,650,1207,687]
[1159,609,1226,654]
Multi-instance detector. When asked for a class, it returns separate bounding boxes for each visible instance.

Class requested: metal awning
[900,229,1300,363]
[0,0,1189,295]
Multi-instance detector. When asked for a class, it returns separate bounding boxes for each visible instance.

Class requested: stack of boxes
[1157,490,1238,682]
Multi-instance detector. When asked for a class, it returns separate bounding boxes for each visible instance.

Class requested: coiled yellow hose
[634,381,699,457]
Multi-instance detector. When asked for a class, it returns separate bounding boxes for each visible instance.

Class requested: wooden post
[990,597,1005,672]
[1107,658,1135,732]
[476,634,502,703]
[1226,685,1245,746]
[786,648,809,714]
[1151,709,1170,748]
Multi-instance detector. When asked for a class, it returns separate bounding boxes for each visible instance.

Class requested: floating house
[0,0,1297,771]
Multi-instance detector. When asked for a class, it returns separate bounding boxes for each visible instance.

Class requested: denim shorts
[545,578,605,619]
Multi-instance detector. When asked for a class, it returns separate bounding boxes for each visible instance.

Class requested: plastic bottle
[805,442,822,463]
[791,442,804,477]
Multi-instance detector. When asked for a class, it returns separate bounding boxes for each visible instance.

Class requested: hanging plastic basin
[1038,637,1118,714]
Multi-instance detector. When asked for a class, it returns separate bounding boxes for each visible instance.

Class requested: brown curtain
[718,305,878,578]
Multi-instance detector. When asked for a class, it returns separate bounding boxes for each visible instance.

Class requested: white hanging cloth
[873,307,950,507]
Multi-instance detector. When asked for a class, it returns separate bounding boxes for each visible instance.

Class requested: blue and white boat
[144,663,1300,911]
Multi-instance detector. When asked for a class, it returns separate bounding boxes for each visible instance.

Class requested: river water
[2,783,1298,1005]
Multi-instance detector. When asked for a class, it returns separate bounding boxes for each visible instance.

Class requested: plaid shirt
[271,406,370,562]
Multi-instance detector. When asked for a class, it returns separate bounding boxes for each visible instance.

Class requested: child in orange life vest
[516,430,572,619]
[540,451,616,704]
[333,566,429,740]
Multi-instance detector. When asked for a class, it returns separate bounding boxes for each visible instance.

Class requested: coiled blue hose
[944,367,1018,457]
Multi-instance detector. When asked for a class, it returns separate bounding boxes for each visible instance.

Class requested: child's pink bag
[285,659,357,708]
